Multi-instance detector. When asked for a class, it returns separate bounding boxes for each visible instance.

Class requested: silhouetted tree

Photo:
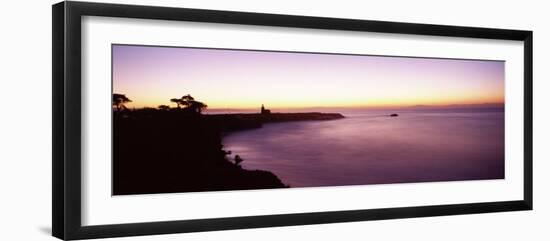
[188,100,208,114]
[170,98,181,108]
[158,105,170,111]
[181,94,195,103]
[170,95,207,114]
[113,93,132,111]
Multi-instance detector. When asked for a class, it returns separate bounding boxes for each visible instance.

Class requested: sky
[112,44,504,109]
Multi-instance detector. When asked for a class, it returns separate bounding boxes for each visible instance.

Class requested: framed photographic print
[52,1,533,240]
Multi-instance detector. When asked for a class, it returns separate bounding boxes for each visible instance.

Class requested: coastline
[207,112,345,132]
[113,109,343,195]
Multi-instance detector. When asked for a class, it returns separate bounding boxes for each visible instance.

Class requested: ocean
[222,108,505,188]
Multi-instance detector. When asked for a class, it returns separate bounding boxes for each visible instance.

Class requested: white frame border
[81,16,524,226]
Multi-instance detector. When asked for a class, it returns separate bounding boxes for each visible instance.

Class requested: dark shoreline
[113,109,344,195]
[208,112,345,132]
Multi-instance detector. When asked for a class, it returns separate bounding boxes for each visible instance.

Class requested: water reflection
[223,108,504,187]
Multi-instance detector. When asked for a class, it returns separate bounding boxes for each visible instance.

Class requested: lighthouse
[260,104,271,114]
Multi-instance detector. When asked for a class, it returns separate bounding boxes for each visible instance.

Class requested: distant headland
[209,110,345,132]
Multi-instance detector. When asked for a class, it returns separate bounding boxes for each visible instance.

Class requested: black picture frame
[52,1,533,240]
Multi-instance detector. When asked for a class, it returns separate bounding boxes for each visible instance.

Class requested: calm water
[222,108,504,187]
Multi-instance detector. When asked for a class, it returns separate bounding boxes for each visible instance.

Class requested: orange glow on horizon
[123,94,504,109]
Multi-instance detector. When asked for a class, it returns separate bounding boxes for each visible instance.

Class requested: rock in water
[390,113,399,117]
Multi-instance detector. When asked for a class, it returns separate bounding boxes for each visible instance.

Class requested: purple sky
[112,45,504,109]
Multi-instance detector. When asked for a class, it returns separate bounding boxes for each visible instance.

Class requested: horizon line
[125,102,505,110]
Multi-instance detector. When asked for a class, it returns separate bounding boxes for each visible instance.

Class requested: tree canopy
[170,95,207,113]
[113,93,132,111]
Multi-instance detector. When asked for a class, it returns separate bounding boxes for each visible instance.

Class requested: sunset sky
[112,44,504,109]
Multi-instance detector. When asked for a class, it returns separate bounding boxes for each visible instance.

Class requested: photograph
[112,44,505,195]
